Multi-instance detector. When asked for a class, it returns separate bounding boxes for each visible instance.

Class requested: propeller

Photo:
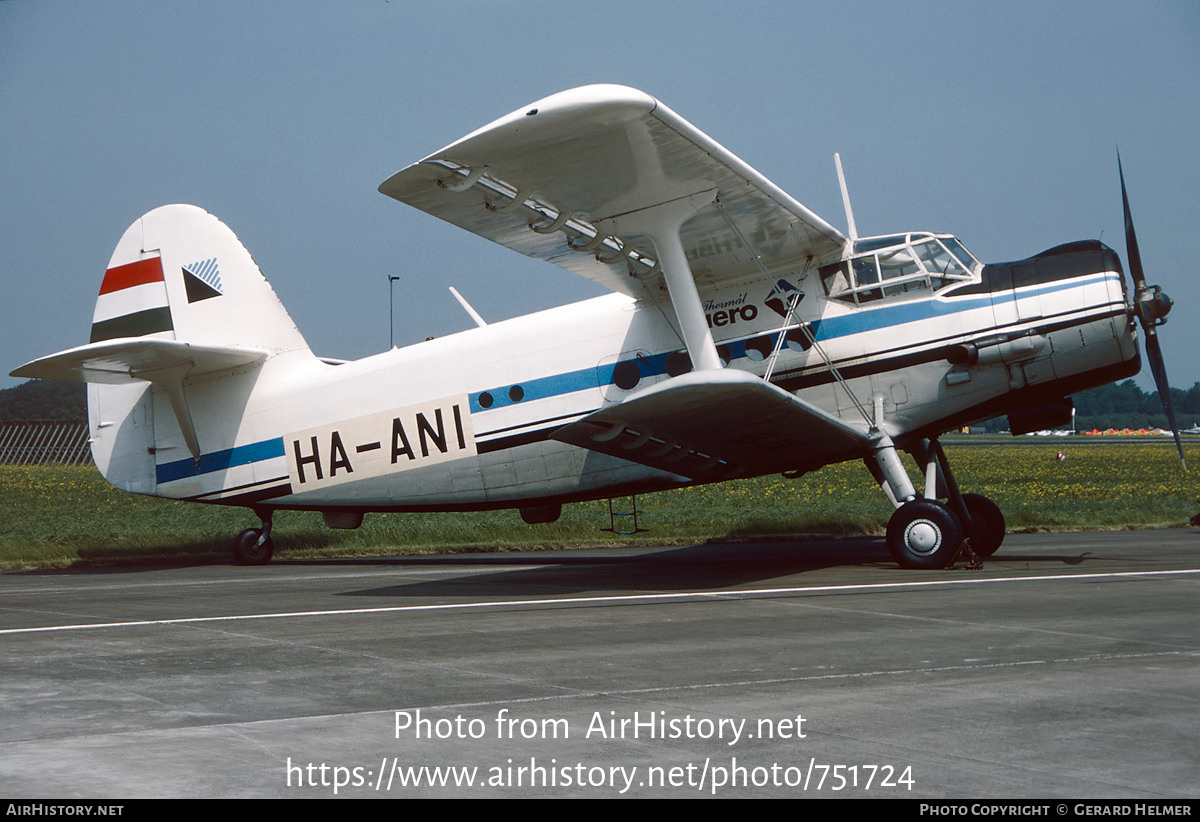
[1119,154,1186,471]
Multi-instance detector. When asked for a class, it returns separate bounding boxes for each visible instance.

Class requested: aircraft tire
[886,499,963,570]
[962,493,1005,557]
[233,528,274,565]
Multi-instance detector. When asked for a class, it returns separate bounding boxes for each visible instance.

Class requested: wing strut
[599,189,722,371]
[148,364,203,466]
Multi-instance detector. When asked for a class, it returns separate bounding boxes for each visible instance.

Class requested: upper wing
[378,85,846,298]
[551,369,870,480]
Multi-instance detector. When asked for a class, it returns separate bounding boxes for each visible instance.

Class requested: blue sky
[3,1,1198,393]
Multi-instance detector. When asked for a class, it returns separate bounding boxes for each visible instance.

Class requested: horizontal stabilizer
[11,338,268,384]
[551,370,869,480]
[12,338,269,466]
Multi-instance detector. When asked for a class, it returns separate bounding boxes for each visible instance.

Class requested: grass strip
[1,440,1194,569]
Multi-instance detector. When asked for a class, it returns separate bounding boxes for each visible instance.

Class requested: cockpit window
[915,240,968,279]
[941,237,978,272]
[852,234,907,254]
[820,233,980,305]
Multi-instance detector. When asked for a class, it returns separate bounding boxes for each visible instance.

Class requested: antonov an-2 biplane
[13,85,1183,569]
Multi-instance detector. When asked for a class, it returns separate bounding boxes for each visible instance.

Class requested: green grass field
[1,440,1195,568]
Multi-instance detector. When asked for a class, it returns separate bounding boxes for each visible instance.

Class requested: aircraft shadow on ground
[21,536,1096,583]
[329,538,1096,599]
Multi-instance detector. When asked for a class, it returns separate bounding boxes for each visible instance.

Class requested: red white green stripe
[91,257,174,343]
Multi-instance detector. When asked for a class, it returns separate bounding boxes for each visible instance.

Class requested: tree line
[1070,380,1200,432]
[0,381,87,422]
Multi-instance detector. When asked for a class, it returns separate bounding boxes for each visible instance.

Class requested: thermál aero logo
[703,278,803,328]
[182,257,223,303]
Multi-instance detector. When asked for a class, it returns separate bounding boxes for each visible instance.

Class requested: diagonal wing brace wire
[712,198,873,428]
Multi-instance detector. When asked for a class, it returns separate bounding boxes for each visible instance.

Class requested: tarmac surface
[2,531,1198,798]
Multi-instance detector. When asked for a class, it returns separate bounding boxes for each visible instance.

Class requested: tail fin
[93,204,309,354]
[13,205,313,495]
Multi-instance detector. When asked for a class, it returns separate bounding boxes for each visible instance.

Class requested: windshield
[820,233,980,305]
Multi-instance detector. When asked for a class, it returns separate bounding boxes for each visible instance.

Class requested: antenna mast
[835,153,858,242]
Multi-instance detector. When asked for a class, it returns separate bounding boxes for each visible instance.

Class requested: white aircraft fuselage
[118,235,1137,516]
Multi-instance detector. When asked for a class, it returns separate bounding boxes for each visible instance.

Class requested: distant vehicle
[11,85,1184,568]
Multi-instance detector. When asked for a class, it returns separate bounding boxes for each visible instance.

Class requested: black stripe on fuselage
[477,410,589,439]
[477,428,556,454]
[182,478,293,506]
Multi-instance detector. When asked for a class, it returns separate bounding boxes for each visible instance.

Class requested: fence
[0,420,92,465]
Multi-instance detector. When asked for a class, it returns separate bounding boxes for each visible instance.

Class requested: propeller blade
[1144,328,1187,471]
[1118,153,1147,290]
[1119,153,1186,471]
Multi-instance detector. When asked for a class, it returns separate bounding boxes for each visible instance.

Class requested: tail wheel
[887,499,963,569]
[962,493,1005,557]
[233,528,274,565]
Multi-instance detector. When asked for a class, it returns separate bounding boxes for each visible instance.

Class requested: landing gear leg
[869,434,964,569]
[870,434,1005,569]
[914,438,1006,564]
[233,507,274,565]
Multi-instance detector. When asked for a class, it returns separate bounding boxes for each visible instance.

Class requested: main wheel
[233,528,274,565]
[886,499,963,569]
[962,493,1005,557]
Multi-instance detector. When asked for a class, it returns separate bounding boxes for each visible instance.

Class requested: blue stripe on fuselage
[467,272,1116,412]
[156,438,286,484]
[806,274,1113,341]
[807,291,993,341]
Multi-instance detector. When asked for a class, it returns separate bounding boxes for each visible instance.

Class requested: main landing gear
[869,436,1005,569]
[233,508,274,565]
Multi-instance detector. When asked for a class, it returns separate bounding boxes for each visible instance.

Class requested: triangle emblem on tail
[183,258,223,303]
